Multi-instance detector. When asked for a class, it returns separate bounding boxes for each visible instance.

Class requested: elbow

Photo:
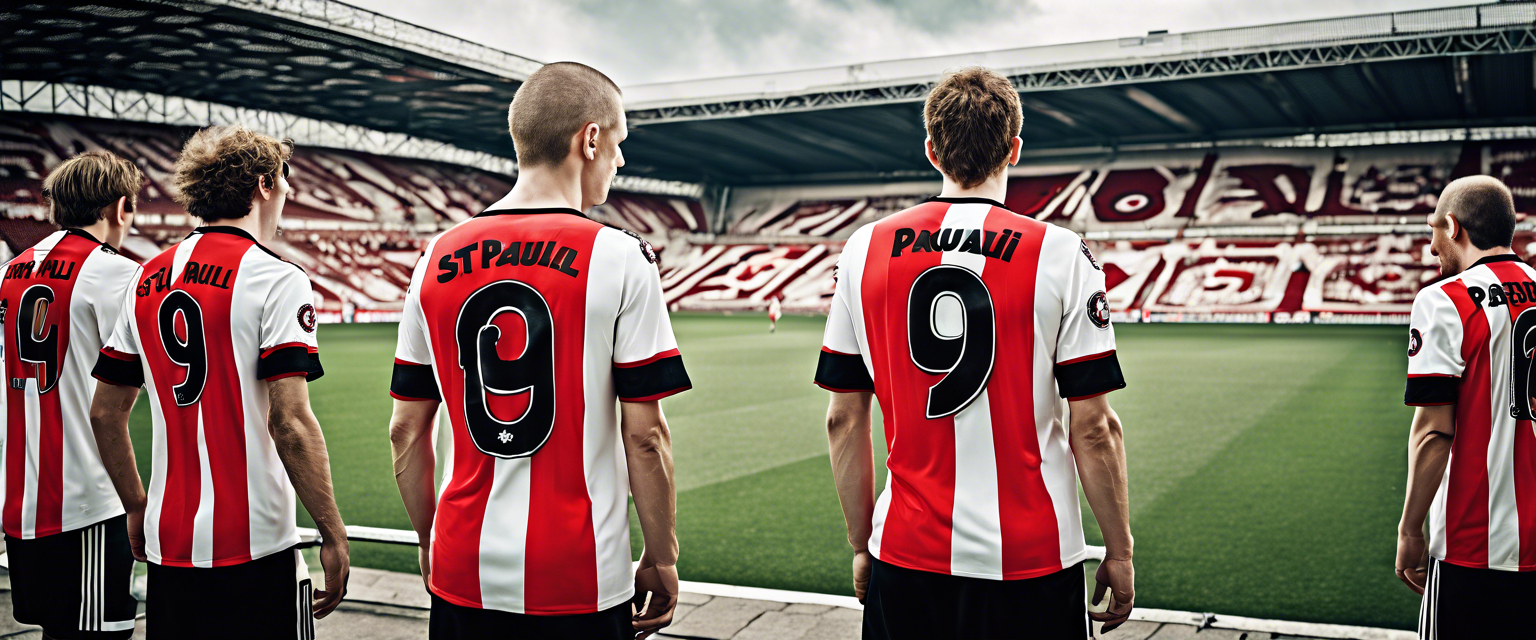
[625,423,670,455]
[1073,412,1123,453]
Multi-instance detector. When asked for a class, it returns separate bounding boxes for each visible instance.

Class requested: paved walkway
[0,566,1361,639]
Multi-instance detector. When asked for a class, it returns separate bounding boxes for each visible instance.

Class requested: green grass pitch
[126,315,1421,629]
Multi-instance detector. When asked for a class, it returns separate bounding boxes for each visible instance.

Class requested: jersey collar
[62,227,105,246]
[928,196,1011,211]
[195,225,259,242]
[1471,253,1524,268]
[476,207,588,219]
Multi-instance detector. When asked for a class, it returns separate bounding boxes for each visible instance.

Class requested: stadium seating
[7,113,1536,322]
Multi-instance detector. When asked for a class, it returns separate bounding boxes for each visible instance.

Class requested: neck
[493,164,585,212]
[1464,245,1517,271]
[211,211,268,243]
[937,171,1009,205]
[77,219,114,248]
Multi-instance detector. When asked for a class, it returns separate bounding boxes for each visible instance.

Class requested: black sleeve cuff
[1055,352,1126,399]
[92,350,144,388]
[814,349,874,393]
[1406,376,1459,406]
[614,354,691,402]
[391,361,441,401]
[258,346,324,382]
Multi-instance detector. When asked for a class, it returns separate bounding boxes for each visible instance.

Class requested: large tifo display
[2,114,1534,321]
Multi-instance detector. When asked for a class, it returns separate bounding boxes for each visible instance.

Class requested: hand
[418,543,432,593]
[1396,530,1429,595]
[631,554,679,640]
[1090,558,1134,633]
[313,534,350,619]
[852,550,872,603]
[126,508,146,562]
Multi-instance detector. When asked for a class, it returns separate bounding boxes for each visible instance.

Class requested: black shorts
[5,514,137,639]
[863,557,1088,640]
[146,547,313,640]
[1420,558,1536,638]
[429,593,631,640]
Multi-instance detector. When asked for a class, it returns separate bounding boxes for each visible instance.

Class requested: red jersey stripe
[3,248,36,536]
[1443,279,1492,567]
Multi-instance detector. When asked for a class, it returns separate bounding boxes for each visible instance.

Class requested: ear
[257,175,274,202]
[582,123,601,162]
[115,196,130,224]
[1007,136,1022,167]
[924,138,941,171]
[1447,214,1460,240]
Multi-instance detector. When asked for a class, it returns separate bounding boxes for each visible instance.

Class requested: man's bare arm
[1069,393,1134,629]
[388,398,439,590]
[268,376,349,618]
[89,381,146,558]
[623,400,679,638]
[825,391,876,602]
[1397,404,1455,593]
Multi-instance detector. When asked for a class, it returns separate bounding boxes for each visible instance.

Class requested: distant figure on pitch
[814,67,1135,639]
[387,62,690,640]
[769,294,782,333]
[90,127,349,639]
[1398,176,1536,637]
[1,151,143,640]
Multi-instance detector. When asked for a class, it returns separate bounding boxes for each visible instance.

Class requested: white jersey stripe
[1485,291,1520,570]
[192,408,214,567]
[21,384,40,537]
[939,203,1004,578]
[586,230,637,608]
[1040,226,1089,569]
[478,457,532,612]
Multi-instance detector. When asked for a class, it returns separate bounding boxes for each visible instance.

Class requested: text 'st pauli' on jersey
[390,208,691,615]
[1,230,140,539]
[1406,253,1536,571]
[91,226,324,568]
[814,197,1126,581]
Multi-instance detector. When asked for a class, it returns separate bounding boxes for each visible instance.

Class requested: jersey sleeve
[92,268,145,388]
[390,253,439,402]
[1054,239,1126,400]
[612,238,691,402]
[814,259,874,393]
[1405,285,1465,406]
[256,267,324,382]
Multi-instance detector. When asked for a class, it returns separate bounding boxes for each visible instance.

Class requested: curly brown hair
[923,67,1023,189]
[172,125,292,221]
[43,150,144,228]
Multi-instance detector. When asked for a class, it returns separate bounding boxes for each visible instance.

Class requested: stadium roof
[3,1,1535,189]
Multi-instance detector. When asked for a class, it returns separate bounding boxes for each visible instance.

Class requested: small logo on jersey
[0,299,8,327]
[622,229,658,265]
[1087,291,1111,329]
[498,430,514,443]
[297,304,317,333]
[1408,328,1423,357]
[1081,241,1101,271]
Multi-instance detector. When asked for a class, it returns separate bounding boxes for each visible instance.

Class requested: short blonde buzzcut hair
[43,150,144,228]
[172,125,292,221]
[923,67,1024,189]
[508,62,623,168]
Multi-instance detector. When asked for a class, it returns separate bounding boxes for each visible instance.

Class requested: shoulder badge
[1408,328,1423,357]
[297,304,317,333]
[1080,241,1101,271]
[621,229,658,265]
[1087,291,1111,329]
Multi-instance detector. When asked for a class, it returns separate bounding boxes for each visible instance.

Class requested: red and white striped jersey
[0,230,140,539]
[1405,253,1536,571]
[814,197,1126,581]
[391,207,690,615]
[92,226,323,568]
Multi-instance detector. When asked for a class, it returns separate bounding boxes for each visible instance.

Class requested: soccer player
[815,67,1135,638]
[1398,176,1535,636]
[388,62,690,640]
[88,126,349,639]
[2,151,143,639]
[769,295,782,333]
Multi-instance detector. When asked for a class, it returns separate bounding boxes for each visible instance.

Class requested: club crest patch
[1087,291,1111,329]
[621,229,658,265]
[1408,328,1423,357]
[1081,241,1101,271]
[297,304,317,333]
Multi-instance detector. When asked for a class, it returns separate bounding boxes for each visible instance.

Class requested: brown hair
[508,62,623,168]
[172,125,292,221]
[923,67,1023,188]
[43,151,144,228]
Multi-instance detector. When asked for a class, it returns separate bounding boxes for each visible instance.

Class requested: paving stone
[1102,621,1163,640]
[671,602,700,625]
[800,609,862,640]
[343,569,433,609]
[783,603,835,615]
[315,607,428,640]
[678,591,714,605]
[1147,625,1202,640]
[665,597,786,639]
[820,607,862,622]
[735,611,825,640]
[0,596,41,636]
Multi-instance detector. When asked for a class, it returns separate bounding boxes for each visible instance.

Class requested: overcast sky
[349,0,1479,86]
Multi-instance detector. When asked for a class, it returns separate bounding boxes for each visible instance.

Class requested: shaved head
[1437,175,1517,250]
[508,62,624,168]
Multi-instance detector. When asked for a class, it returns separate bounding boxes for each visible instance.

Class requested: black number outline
[16,284,60,394]
[906,264,996,419]
[454,280,557,459]
[157,290,207,407]
[1512,306,1536,420]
